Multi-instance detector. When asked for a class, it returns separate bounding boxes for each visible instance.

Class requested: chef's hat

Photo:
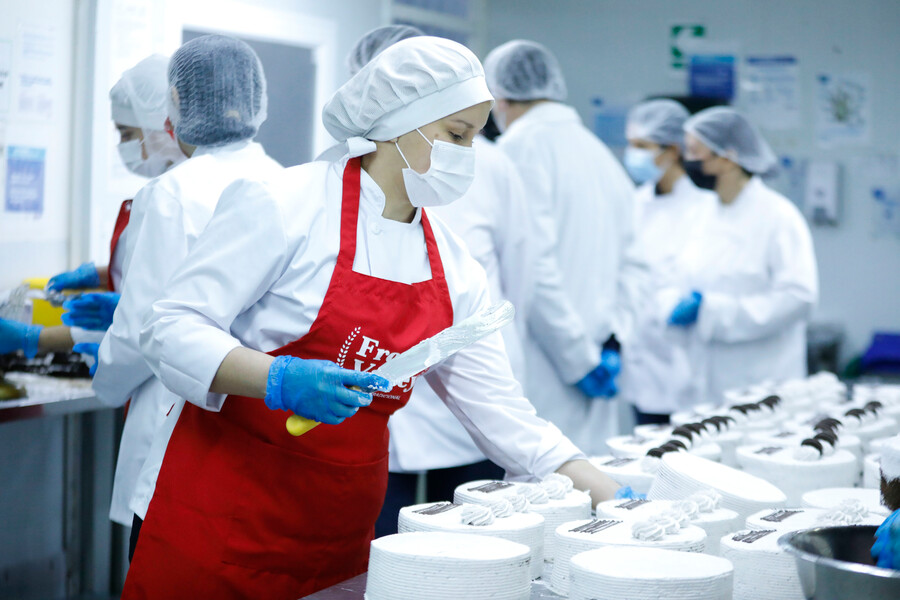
[110,54,171,132]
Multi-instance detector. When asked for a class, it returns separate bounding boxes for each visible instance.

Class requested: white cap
[109,54,171,131]
[323,36,493,149]
[684,107,777,175]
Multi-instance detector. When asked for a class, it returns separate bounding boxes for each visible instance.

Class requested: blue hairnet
[346,25,425,76]
[626,99,690,148]
[684,107,777,175]
[168,35,267,147]
[483,40,567,102]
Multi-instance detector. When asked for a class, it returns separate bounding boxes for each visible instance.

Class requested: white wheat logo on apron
[336,326,361,367]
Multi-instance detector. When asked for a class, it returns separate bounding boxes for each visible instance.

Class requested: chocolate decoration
[730,404,752,415]
[662,439,687,451]
[814,418,842,432]
[814,431,838,446]
[702,417,723,432]
[646,447,666,458]
[864,401,883,414]
[672,426,694,441]
[844,408,867,419]
[760,395,781,409]
[800,438,824,455]
[685,423,706,434]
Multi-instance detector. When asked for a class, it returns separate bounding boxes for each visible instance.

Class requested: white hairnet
[323,36,493,145]
[483,40,567,102]
[168,34,267,147]
[346,25,425,76]
[110,54,171,132]
[684,107,777,175]
[626,99,690,148]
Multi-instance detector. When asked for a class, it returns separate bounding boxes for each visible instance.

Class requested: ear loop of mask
[394,128,433,171]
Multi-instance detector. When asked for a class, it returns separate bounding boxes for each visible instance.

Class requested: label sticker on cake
[602,457,637,468]
[467,481,514,494]
[570,519,622,534]
[773,431,796,438]
[413,502,461,516]
[754,446,784,455]
[616,499,651,510]
[732,529,776,543]
[761,509,804,523]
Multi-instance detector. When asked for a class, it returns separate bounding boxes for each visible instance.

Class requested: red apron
[123,158,453,599]
[107,199,132,292]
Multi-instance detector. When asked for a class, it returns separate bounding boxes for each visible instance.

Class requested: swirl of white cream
[652,513,682,534]
[661,508,690,529]
[819,499,869,526]
[542,472,575,493]
[640,455,662,474]
[793,445,822,461]
[505,492,530,513]
[675,499,701,520]
[517,483,549,505]
[487,497,514,519]
[539,478,568,500]
[460,503,495,526]
[631,519,665,541]
[689,489,721,512]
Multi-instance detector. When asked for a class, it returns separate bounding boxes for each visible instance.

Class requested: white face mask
[117,132,183,178]
[395,129,476,208]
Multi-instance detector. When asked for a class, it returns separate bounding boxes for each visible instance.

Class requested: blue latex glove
[668,290,703,326]
[73,343,100,376]
[614,486,647,500]
[601,348,621,378]
[62,292,120,331]
[0,318,42,358]
[46,262,101,292]
[264,356,391,425]
[871,508,900,569]
[575,349,621,399]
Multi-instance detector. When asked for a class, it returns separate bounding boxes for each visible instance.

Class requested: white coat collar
[358,160,423,227]
[505,101,582,136]
[191,139,253,158]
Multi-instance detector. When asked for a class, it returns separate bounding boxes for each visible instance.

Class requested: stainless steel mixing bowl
[779,525,900,599]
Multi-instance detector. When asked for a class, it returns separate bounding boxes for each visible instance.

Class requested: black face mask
[683,160,717,191]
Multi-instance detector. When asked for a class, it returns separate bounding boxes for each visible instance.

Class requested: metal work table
[303,573,564,599]
[0,372,103,423]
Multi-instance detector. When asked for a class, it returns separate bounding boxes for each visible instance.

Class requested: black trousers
[128,514,143,562]
[374,459,505,538]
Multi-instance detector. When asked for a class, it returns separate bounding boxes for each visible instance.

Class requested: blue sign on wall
[689,54,736,101]
[5,145,45,215]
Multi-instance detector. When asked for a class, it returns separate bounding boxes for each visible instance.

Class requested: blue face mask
[624,146,663,185]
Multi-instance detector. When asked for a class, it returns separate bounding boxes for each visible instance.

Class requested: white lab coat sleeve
[92,183,187,407]
[610,190,652,346]
[697,210,818,344]
[425,265,586,479]
[503,142,600,384]
[139,179,290,410]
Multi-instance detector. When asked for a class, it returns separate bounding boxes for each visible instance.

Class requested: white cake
[568,546,734,600]
[606,433,722,462]
[453,477,591,575]
[365,532,531,600]
[550,517,706,596]
[747,427,863,462]
[397,501,545,579]
[863,453,882,489]
[648,452,787,518]
[735,443,858,504]
[588,455,655,495]
[595,498,675,521]
[802,487,890,516]
[745,504,884,531]
[720,528,802,600]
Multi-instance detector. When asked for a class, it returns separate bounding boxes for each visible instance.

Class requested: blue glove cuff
[77,262,102,288]
[264,356,291,411]
[23,325,42,359]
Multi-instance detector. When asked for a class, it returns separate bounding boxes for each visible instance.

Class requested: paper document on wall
[815,72,870,147]
[741,56,800,130]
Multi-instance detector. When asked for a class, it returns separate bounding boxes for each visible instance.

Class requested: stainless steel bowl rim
[778,526,900,580]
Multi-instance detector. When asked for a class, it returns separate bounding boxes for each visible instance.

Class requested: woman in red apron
[128,36,619,598]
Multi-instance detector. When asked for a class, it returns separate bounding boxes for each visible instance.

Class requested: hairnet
[110,54,171,132]
[483,40,567,102]
[684,107,777,175]
[168,34,267,147]
[626,99,690,148]
[346,25,425,76]
[323,36,493,144]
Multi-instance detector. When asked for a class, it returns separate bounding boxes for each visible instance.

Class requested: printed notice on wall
[0,40,11,113]
[741,56,800,130]
[815,72,870,147]
[16,24,55,121]
[5,145,45,216]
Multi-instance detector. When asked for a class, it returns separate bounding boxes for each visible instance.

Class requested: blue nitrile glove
[264,356,391,425]
[73,343,100,376]
[62,292,121,331]
[871,508,900,569]
[0,318,42,358]
[615,486,647,500]
[668,290,703,326]
[46,262,101,292]
[576,363,613,398]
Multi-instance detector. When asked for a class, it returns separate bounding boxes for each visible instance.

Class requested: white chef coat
[387,135,534,472]
[658,176,818,405]
[92,141,282,525]
[618,175,717,415]
[133,155,585,520]
[497,102,650,454]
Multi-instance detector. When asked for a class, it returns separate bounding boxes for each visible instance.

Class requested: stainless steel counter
[0,372,107,423]
[302,573,564,599]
